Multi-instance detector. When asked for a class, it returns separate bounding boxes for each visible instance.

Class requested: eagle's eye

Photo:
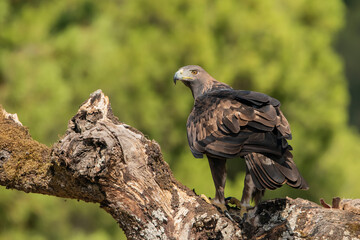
[190,70,198,75]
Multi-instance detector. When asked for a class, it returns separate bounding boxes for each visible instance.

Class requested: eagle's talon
[225,196,241,208]
[208,198,235,221]
[239,205,249,217]
[200,194,229,213]
[201,195,228,212]
[199,194,249,222]
[200,194,212,204]
[210,199,228,213]
[225,197,252,217]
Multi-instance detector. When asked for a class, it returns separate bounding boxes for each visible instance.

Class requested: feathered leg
[241,169,265,206]
[207,156,227,204]
[225,168,265,216]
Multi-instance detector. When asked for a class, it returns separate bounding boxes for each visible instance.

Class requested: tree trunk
[0,90,359,239]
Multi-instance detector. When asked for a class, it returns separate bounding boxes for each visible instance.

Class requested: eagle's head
[173,65,215,99]
[173,65,208,84]
[174,65,231,99]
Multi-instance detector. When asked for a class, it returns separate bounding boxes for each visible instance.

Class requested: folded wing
[187,90,292,159]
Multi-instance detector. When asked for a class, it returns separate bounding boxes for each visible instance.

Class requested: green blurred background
[0,0,359,239]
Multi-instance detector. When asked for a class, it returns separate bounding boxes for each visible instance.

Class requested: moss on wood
[0,107,51,189]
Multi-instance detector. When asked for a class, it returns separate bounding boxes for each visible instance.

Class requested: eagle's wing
[186,90,291,159]
[187,89,308,190]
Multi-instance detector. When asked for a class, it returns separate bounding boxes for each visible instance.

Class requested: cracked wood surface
[0,90,359,239]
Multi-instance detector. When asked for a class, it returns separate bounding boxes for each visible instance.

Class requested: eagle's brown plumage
[174,65,308,207]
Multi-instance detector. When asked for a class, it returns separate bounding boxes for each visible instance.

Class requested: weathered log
[0,90,359,239]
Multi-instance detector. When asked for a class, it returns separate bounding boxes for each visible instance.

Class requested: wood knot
[0,150,10,166]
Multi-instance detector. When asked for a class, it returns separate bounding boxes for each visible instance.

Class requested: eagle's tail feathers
[245,152,308,191]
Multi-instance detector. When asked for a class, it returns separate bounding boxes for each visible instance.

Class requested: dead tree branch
[0,90,359,239]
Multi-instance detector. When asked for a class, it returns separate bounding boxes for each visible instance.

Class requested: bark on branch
[0,90,359,239]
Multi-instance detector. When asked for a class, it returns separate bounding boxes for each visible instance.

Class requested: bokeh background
[0,0,359,239]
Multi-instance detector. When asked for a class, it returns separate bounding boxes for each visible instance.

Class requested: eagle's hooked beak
[173,70,193,85]
[173,70,181,85]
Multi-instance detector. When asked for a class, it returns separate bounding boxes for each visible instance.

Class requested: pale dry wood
[0,90,359,239]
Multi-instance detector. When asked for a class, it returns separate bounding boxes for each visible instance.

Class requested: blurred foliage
[0,190,125,240]
[336,0,360,129]
[0,0,359,239]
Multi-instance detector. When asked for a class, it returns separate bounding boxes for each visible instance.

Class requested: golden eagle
[174,65,308,211]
